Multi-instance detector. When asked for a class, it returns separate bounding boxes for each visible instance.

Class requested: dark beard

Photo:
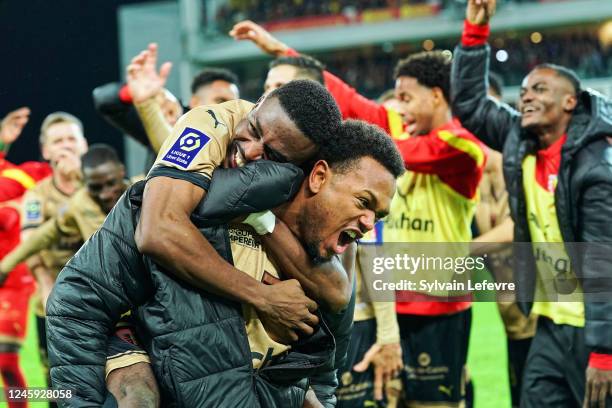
[297,204,333,266]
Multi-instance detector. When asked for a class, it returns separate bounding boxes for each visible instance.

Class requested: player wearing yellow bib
[453,1,612,406]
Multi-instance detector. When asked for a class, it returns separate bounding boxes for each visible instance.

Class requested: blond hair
[40,111,83,145]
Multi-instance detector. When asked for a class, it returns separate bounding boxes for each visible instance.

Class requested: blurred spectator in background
[189,67,240,108]
[263,54,326,94]
[214,0,575,33]
[0,110,51,408]
[18,111,87,398]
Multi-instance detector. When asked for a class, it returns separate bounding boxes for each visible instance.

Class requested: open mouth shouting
[331,228,363,255]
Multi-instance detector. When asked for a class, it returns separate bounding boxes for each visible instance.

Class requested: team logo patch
[341,371,353,386]
[25,201,41,221]
[162,127,210,168]
[418,352,431,367]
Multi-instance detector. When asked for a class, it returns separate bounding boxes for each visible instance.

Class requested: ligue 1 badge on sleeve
[25,200,41,221]
[162,127,211,168]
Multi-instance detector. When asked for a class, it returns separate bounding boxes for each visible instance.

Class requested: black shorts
[336,319,378,408]
[398,308,471,406]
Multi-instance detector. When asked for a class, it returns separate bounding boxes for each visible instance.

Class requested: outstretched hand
[126,43,172,104]
[467,0,496,26]
[0,107,30,146]
[229,20,289,57]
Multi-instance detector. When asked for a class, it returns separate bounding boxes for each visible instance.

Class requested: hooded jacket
[47,161,353,407]
[451,42,612,351]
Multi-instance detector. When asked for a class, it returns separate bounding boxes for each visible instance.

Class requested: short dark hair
[488,72,504,98]
[81,144,121,170]
[533,63,581,95]
[268,79,342,147]
[269,55,325,85]
[190,68,239,95]
[319,120,404,179]
[394,50,451,102]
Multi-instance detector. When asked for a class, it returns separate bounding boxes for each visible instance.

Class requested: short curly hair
[318,120,404,179]
[269,55,325,85]
[394,50,451,102]
[268,79,342,147]
[190,68,239,95]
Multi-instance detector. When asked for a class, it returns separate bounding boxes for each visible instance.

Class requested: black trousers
[521,316,612,408]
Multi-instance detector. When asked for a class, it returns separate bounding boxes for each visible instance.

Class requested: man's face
[42,122,87,165]
[394,76,439,136]
[297,157,396,263]
[519,68,576,131]
[264,65,298,95]
[83,162,126,214]
[190,80,239,108]
[382,97,408,126]
[225,96,317,168]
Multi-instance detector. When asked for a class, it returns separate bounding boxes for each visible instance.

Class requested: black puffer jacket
[451,43,612,351]
[47,161,353,407]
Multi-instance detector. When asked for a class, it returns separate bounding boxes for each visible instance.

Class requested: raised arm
[126,43,174,152]
[229,20,391,131]
[92,82,151,147]
[450,0,519,152]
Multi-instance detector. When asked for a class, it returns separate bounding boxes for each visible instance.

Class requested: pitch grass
[2,282,511,408]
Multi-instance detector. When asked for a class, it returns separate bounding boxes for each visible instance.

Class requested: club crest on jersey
[162,127,210,168]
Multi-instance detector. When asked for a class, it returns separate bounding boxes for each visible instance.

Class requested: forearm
[1,219,59,273]
[470,217,513,256]
[134,98,172,153]
[138,214,264,307]
[371,301,400,345]
[107,362,160,408]
[260,218,350,311]
[451,22,519,151]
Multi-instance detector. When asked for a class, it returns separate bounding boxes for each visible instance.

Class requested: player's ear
[432,87,445,107]
[118,164,126,179]
[308,160,329,194]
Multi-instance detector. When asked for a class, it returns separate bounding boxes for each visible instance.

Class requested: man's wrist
[284,47,299,57]
[589,352,612,370]
[238,278,267,309]
[462,19,490,47]
[273,43,290,57]
[119,85,133,104]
